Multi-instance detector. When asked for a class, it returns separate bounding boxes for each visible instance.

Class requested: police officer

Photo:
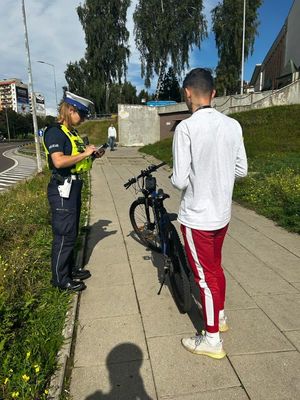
[43,92,105,291]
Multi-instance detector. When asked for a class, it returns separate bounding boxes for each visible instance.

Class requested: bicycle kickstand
[157,257,170,295]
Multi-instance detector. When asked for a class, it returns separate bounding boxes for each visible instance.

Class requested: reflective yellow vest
[43,124,92,174]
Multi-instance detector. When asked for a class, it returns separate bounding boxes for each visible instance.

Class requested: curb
[47,175,91,400]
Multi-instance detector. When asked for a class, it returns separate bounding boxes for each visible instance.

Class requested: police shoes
[54,280,86,292]
[72,268,91,280]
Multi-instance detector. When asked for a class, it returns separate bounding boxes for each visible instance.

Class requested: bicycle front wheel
[129,198,161,252]
[168,224,191,313]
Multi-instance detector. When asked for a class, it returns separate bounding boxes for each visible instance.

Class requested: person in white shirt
[171,68,248,359]
[108,123,117,151]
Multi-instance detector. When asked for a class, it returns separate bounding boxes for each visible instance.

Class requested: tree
[212,0,262,95]
[158,67,181,102]
[108,82,137,112]
[137,89,150,104]
[65,0,131,113]
[134,0,207,93]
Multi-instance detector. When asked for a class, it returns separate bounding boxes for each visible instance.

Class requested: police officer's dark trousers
[47,178,82,286]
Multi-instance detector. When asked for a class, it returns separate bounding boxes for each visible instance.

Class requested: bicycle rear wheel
[129,198,161,252]
[168,224,191,313]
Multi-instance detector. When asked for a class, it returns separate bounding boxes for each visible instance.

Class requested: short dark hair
[183,68,214,95]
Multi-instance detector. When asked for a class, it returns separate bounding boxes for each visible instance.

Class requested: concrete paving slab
[86,243,128,266]
[70,359,156,400]
[160,387,249,400]
[84,228,121,253]
[134,273,202,337]
[147,334,240,399]
[284,330,300,351]
[232,203,300,258]
[225,276,258,310]
[223,236,297,295]
[230,351,300,400]
[292,282,300,291]
[229,218,300,282]
[85,261,133,287]
[73,314,148,368]
[78,283,139,321]
[224,309,294,355]
[254,293,300,331]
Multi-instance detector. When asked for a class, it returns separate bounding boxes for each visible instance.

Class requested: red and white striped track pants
[181,224,228,333]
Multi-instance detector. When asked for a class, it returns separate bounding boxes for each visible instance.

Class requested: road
[0,142,20,172]
[0,141,39,192]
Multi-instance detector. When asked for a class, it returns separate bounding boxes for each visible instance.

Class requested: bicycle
[124,162,192,313]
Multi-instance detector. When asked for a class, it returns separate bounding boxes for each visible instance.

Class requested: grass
[77,117,118,146]
[0,170,89,399]
[139,105,300,234]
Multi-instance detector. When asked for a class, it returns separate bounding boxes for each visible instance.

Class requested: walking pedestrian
[108,123,117,151]
[43,91,105,291]
[171,68,248,359]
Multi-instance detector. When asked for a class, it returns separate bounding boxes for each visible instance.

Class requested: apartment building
[0,78,46,116]
[0,78,30,114]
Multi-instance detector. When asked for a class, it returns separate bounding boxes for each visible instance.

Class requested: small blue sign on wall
[38,129,44,137]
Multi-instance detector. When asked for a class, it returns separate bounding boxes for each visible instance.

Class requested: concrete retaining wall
[118,80,300,146]
[118,104,160,146]
[212,91,272,114]
[228,79,300,114]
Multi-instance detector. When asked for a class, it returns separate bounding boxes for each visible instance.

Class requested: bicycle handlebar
[124,161,167,189]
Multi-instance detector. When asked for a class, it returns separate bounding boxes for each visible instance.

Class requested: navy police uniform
[43,91,95,291]
[44,125,85,288]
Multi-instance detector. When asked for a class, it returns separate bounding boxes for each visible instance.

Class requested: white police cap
[64,91,94,115]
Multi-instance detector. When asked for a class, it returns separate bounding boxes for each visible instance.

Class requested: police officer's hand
[84,145,97,157]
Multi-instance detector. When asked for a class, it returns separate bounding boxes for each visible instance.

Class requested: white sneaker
[181,333,226,359]
[219,316,229,332]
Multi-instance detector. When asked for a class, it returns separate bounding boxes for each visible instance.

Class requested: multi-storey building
[0,78,30,114]
[0,79,46,116]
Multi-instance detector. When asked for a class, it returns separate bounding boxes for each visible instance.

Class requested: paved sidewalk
[69,147,300,400]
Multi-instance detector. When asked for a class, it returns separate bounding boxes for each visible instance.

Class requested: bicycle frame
[140,176,171,257]
[124,163,192,313]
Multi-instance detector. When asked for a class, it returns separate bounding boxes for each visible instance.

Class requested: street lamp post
[22,0,42,173]
[240,0,246,95]
[37,60,58,110]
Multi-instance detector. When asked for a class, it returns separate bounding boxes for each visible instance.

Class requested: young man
[171,68,248,359]
[108,123,117,151]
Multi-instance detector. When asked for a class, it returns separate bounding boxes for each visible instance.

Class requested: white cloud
[0,0,219,114]
[0,0,85,115]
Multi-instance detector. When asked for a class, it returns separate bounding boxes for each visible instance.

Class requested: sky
[0,0,295,116]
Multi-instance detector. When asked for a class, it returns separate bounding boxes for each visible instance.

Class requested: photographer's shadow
[84,219,117,264]
[85,343,153,400]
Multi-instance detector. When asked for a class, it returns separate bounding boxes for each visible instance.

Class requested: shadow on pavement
[85,343,153,400]
[150,242,204,333]
[84,219,117,264]
[127,229,204,333]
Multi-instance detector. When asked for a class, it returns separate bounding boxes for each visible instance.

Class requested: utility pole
[22,0,42,172]
[240,0,246,95]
